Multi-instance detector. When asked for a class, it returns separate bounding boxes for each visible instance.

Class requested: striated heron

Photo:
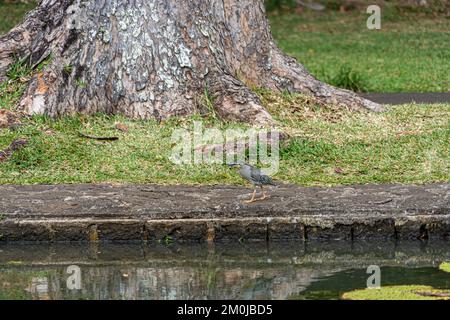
[228,162,276,203]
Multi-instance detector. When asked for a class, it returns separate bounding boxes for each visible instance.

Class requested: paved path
[0,183,448,242]
[361,93,450,105]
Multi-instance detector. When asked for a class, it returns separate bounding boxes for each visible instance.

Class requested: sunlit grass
[1,94,448,186]
[0,3,448,186]
[269,10,450,92]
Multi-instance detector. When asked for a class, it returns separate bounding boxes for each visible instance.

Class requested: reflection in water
[0,241,449,300]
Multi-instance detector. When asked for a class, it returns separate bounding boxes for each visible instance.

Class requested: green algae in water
[342,285,450,300]
[439,262,450,273]
[0,268,54,300]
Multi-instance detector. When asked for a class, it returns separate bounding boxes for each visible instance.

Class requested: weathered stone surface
[213,219,268,243]
[268,218,303,242]
[145,220,209,243]
[395,217,450,240]
[0,183,448,243]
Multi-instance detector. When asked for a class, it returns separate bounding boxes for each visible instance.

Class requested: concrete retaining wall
[0,183,448,243]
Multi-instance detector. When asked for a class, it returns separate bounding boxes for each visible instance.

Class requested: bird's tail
[261,175,277,186]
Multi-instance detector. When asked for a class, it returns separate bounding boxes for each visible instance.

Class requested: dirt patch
[0,109,21,129]
[0,138,28,163]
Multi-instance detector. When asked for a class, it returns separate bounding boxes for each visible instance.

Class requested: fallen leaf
[43,130,55,136]
[19,76,31,83]
[115,122,129,132]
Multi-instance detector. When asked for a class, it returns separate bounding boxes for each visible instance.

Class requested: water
[0,241,449,300]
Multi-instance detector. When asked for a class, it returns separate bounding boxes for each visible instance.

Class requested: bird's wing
[250,166,275,185]
[260,175,275,186]
[250,166,262,180]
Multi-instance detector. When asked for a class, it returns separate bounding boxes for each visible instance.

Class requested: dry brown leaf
[115,122,129,132]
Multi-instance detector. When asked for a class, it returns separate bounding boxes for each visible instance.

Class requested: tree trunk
[0,0,382,125]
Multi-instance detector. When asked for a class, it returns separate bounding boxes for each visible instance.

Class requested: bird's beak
[227,163,239,168]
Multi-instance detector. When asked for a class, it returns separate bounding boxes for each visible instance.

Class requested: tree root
[264,47,384,112]
[0,0,71,83]
[207,73,274,125]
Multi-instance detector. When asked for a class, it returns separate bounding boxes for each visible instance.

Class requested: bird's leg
[243,188,257,204]
[258,186,268,201]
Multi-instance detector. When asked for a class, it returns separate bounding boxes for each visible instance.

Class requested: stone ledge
[0,183,448,242]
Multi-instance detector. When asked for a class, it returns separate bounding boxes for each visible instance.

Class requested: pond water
[0,241,449,300]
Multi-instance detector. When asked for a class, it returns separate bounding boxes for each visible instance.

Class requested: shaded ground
[0,183,448,242]
[361,93,450,105]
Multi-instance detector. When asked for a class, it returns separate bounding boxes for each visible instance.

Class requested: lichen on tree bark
[0,0,382,125]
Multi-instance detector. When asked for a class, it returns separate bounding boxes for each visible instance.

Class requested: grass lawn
[0,3,449,186]
[0,2,35,35]
[1,90,448,185]
[269,9,450,92]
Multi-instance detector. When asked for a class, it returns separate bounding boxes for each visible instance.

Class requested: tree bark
[0,0,382,125]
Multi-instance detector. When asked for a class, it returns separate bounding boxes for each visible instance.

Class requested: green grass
[0,93,448,185]
[0,2,34,35]
[269,9,450,92]
[1,2,449,92]
[0,3,448,186]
